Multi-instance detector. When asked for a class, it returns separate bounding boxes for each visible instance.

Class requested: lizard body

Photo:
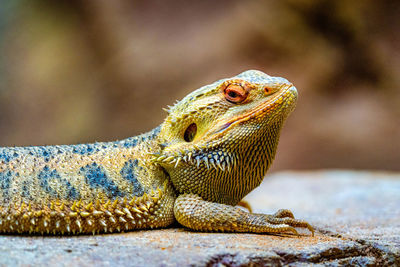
[0,70,313,235]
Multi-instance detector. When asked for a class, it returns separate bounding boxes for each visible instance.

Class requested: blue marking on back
[152,125,161,137]
[38,166,79,199]
[0,170,12,200]
[0,149,19,163]
[80,163,124,198]
[72,143,100,155]
[21,180,34,200]
[41,148,50,157]
[122,137,138,148]
[38,146,54,162]
[120,160,144,196]
[12,146,56,162]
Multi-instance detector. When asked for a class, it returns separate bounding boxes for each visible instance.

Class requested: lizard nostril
[264,87,272,94]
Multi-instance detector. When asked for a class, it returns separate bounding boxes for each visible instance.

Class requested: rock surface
[0,170,399,266]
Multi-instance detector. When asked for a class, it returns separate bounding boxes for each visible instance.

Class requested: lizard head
[155,70,297,205]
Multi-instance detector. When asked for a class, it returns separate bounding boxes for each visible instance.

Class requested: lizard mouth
[213,85,297,135]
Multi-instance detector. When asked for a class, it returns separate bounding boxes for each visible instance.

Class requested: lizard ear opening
[184,123,197,142]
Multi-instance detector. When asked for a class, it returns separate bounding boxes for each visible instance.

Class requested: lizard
[0,70,314,236]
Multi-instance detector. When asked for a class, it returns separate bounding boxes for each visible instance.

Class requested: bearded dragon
[0,70,313,236]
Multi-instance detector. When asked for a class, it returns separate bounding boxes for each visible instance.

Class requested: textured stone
[0,170,399,266]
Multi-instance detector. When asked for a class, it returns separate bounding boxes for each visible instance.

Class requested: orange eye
[224,84,248,103]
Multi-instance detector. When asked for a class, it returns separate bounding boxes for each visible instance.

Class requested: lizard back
[0,127,176,234]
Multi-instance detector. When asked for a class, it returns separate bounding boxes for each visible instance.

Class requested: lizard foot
[174,194,314,236]
[265,209,314,236]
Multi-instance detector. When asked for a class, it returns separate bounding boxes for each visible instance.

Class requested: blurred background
[0,0,399,171]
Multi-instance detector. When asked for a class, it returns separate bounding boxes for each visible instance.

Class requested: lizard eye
[184,123,197,142]
[224,84,248,103]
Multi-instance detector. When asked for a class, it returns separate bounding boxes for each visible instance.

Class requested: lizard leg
[174,194,314,236]
[237,200,253,213]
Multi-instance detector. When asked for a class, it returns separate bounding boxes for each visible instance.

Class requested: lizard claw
[266,210,314,236]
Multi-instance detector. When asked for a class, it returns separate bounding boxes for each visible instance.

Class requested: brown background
[0,0,399,171]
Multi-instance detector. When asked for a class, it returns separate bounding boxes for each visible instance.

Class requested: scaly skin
[0,70,313,236]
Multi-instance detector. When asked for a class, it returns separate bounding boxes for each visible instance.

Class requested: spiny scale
[0,187,166,235]
[153,151,233,172]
